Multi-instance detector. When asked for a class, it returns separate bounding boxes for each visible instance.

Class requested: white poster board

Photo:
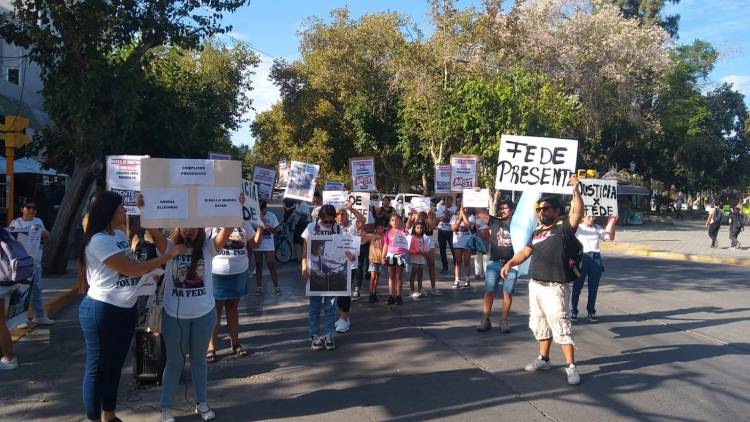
[347,192,370,221]
[306,234,352,296]
[450,155,479,192]
[140,158,242,228]
[350,157,377,192]
[284,161,319,202]
[2,283,32,331]
[252,165,277,200]
[410,197,432,212]
[579,179,619,216]
[209,152,231,160]
[277,159,289,188]
[106,155,148,215]
[462,189,490,209]
[323,190,348,209]
[324,181,346,191]
[435,164,451,194]
[495,135,578,194]
[242,179,262,226]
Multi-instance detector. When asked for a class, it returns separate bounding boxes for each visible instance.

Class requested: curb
[11,280,80,342]
[602,243,750,267]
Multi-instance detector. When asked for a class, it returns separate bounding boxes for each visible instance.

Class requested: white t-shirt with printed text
[10,217,46,265]
[163,239,218,319]
[85,230,140,308]
[210,222,256,275]
[254,212,280,252]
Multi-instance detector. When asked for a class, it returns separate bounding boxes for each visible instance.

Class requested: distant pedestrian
[435,196,457,273]
[706,203,722,248]
[571,215,617,322]
[501,175,584,385]
[382,214,409,305]
[728,206,744,248]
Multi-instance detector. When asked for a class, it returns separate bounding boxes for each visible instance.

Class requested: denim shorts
[212,270,249,300]
[368,263,383,273]
[484,260,518,295]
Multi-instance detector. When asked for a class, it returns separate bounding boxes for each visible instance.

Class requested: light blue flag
[510,190,541,276]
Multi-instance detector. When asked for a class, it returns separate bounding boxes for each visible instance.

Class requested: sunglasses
[536,206,553,212]
[24,205,37,209]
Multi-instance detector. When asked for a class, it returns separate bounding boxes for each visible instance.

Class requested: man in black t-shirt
[475,199,517,334]
[501,175,584,385]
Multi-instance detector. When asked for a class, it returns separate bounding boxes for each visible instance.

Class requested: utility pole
[1,115,31,225]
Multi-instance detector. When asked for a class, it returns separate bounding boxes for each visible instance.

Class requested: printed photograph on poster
[347,192,370,220]
[579,179,619,216]
[323,190,348,209]
[450,155,479,192]
[324,181,345,191]
[242,180,262,226]
[196,187,242,217]
[141,188,190,220]
[462,188,490,209]
[411,196,432,212]
[106,155,148,215]
[350,157,377,192]
[277,160,289,188]
[434,164,451,194]
[3,283,32,331]
[495,134,578,194]
[252,165,277,199]
[170,159,215,185]
[306,234,351,297]
[284,161,319,202]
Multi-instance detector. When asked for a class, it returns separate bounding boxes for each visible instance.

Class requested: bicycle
[274,222,293,264]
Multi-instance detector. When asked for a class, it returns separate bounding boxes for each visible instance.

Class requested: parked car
[394,193,429,218]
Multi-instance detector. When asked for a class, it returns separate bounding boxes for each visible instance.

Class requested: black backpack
[712,208,722,224]
[559,220,583,282]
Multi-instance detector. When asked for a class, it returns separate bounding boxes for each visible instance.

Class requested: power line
[221,34,280,61]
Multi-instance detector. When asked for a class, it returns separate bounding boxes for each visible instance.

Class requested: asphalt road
[2,255,749,421]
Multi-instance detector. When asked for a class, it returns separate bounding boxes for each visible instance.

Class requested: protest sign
[450,155,479,192]
[2,283,32,331]
[306,234,352,297]
[285,161,319,202]
[106,155,148,215]
[462,188,490,209]
[323,190,348,209]
[579,179,618,216]
[350,157,377,192]
[347,192,370,221]
[277,159,289,188]
[411,197,432,212]
[242,179,262,226]
[252,165,277,200]
[495,135,578,194]
[435,164,451,194]
[324,181,346,191]
[208,152,231,160]
[140,158,242,228]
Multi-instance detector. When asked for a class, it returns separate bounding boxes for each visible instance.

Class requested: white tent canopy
[0,157,67,176]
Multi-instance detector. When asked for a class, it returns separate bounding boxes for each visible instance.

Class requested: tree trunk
[43,160,102,275]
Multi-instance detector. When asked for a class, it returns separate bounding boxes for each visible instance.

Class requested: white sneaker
[410,291,422,298]
[524,356,551,372]
[335,318,350,333]
[462,280,472,288]
[160,408,175,422]
[0,357,18,370]
[32,315,55,325]
[195,402,215,421]
[16,322,29,329]
[453,280,461,288]
[566,364,581,385]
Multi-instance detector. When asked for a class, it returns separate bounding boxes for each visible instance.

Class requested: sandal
[206,350,216,363]
[232,344,249,357]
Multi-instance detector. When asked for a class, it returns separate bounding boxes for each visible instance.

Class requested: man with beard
[501,175,584,385]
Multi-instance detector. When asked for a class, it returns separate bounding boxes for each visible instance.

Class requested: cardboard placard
[579,179,619,216]
[242,179,262,226]
[450,155,479,192]
[306,234,352,296]
[140,158,243,228]
[350,157,377,192]
[435,164,451,194]
[106,155,148,215]
[277,159,289,188]
[495,134,578,194]
[323,190,348,209]
[324,181,346,191]
[347,192,370,221]
[462,189,490,209]
[410,197,432,212]
[252,165,277,200]
[284,161,319,202]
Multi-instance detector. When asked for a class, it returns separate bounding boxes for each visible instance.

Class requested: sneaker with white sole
[311,336,324,350]
[476,319,492,332]
[32,315,55,325]
[335,318,350,333]
[587,313,598,322]
[275,287,283,296]
[500,319,511,333]
[571,313,578,322]
[254,287,262,296]
[352,287,360,298]
[453,280,462,288]
[324,335,336,350]
[524,356,551,372]
[566,364,581,385]
[195,402,215,421]
[462,280,471,288]
[430,288,443,296]
[410,291,422,298]
[0,357,18,370]
[160,408,175,422]
[16,322,29,329]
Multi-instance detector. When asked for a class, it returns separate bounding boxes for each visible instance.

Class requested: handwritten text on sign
[495,135,578,194]
[242,180,262,226]
[579,179,618,216]
[347,192,370,221]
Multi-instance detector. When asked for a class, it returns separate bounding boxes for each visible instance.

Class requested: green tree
[0,0,251,273]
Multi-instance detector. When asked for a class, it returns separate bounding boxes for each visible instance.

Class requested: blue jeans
[30,266,46,318]
[79,296,137,421]
[572,252,603,315]
[160,308,217,409]
[308,296,336,338]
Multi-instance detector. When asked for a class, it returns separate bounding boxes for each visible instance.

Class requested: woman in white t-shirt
[572,215,617,322]
[78,191,184,422]
[450,207,473,288]
[253,199,282,296]
[207,222,263,360]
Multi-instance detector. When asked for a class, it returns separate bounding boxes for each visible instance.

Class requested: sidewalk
[602,218,750,266]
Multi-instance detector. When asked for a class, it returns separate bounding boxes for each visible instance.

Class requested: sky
[222,0,750,147]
